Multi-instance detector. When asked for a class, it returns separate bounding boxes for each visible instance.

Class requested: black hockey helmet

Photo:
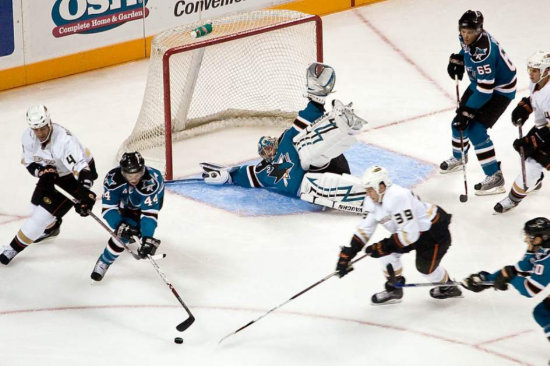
[524,217,550,239]
[120,151,145,175]
[459,10,483,31]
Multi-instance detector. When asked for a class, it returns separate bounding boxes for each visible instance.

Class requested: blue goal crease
[167,143,435,216]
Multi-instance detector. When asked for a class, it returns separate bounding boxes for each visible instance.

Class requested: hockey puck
[174,337,184,344]
[459,194,468,202]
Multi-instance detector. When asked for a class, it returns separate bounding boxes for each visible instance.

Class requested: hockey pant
[379,207,452,282]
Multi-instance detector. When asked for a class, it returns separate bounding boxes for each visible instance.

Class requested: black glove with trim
[453,106,476,131]
[138,237,161,258]
[493,265,517,291]
[511,97,533,127]
[115,222,140,242]
[37,165,58,190]
[447,53,465,80]
[74,187,96,217]
[336,246,357,278]
[462,271,492,292]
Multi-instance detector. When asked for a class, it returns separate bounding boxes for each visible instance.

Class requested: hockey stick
[518,125,528,191]
[455,75,468,203]
[54,185,195,332]
[394,280,493,288]
[218,253,370,344]
[165,177,204,185]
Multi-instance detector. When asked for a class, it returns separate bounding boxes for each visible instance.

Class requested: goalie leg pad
[293,115,357,170]
[300,172,366,213]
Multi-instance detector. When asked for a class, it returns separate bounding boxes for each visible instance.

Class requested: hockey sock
[10,235,28,252]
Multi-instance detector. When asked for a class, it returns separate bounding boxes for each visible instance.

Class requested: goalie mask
[361,165,392,203]
[258,136,278,162]
[306,62,336,104]
[26,104,52,143]
[120,151,145,185]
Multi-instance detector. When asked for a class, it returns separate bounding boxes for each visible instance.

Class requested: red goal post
[119,10,323,180]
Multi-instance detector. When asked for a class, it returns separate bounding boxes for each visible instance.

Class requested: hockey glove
[37,165,58,190]
[461,271,492,293]
[493,265,517,291]
[115,222,139,242]
[138,237,161,258]
[365,237,394,258]
[447,53,465,80]
[511,97,533,127]
[452,106,476,131]
[513,126,550,156]
[336,246,357,278]
[74,187,97,217]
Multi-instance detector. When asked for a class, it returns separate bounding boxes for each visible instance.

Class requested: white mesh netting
[118,9,321,177]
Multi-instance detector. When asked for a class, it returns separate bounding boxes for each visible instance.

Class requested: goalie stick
[54,185,195,332]
[218,253,370,344]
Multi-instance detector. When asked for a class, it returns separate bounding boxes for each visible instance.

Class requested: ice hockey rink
[1,0,549,365]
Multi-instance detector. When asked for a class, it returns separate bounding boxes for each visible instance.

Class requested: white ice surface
[1,1,549,365]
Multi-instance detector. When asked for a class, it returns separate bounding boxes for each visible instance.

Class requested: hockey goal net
[118,9,323,180]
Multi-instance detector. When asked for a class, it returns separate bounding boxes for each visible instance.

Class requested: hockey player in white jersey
[0,105,97,265]
[494,51,550,213]
[335,166,462,304]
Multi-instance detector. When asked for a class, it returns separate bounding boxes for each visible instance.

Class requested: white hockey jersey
[21,123,93,179]
[529,80,550,127]
[354,184,437,248]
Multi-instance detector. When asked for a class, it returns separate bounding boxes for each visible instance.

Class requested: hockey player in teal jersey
[463,217,550,345]
[201,63,368,203]
[441,10,517,195]
[90,151,165,281]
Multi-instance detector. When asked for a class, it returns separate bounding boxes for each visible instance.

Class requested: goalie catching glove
[138,237,161,258]
[305,62,336,104]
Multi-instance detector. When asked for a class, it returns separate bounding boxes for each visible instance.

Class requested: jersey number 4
[394,209,413,224]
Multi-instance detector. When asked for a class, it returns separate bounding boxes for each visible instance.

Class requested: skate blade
[439,167,462,174]
[370,298,402,306]
[474,186,506,196]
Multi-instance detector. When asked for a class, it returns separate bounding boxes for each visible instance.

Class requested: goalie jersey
[460,30,517,109]
[102,167,165,238]
[230,101,325,196]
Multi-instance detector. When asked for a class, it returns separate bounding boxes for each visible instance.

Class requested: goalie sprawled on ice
[201,62,369,213]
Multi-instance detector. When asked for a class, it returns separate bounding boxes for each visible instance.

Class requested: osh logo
[51,0,149,38]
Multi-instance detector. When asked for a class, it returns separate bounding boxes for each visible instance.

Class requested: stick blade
[176,316,195,332]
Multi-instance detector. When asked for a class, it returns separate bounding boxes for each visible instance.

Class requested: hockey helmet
[361,165,392,201]
[527,51,550,80]
[524,217,550,238]
[120,151,145,178]
[258,136,278,162]
[458,10,483,31]
[26,105,51,129]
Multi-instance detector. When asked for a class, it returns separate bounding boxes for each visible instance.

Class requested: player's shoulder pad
[135,167,163,196]
[469,32,491,63]
[103,167,126,189]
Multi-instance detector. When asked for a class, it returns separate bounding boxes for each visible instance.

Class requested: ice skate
[371,276,405,305]
[493,197,519,214]
[474,170,505,195]
[0,246,19,265]
[34,219,62,243]
[429,282,463,299]
[91,258,110,281]
[439,156,466,174]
